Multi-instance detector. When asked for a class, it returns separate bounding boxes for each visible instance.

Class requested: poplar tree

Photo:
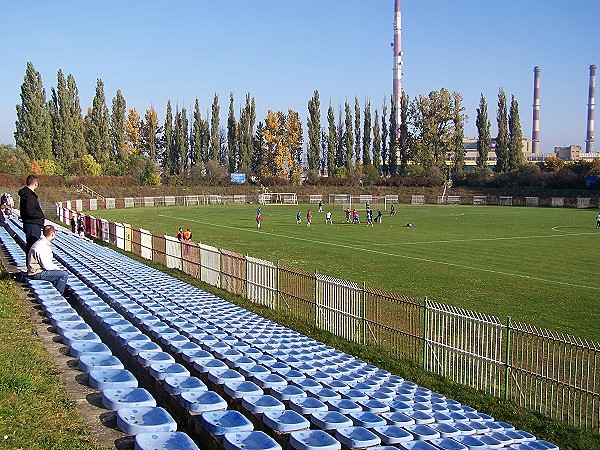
[190,98,202,167]
[68,74,86,164]
[508,95,525,170]
[15,62,52,162]
[110,89,127,173]
[362,101,372,166]
[495,88,509,173]
[163,100,173,173]
[239,93,256,172]
[87,79,111,170]
[372,109,381,171]
[452,93,466,175]
[476,93,490,168]
[227,93,238,173]
[49,69,73,173]
[389,95,398,175]
[307,90,321,171]
[398,92,410,174]
[327,104,336,175]
[381,102,388,173]
[252,121,266,176]
[354,97,361,167]
[142,108,159,162]
[210,94,220,162]
[173,106,188,174]
[343,101,354,171]
[336,109,344,170]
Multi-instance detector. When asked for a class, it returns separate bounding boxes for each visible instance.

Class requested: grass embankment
[0,269,103,450]
[102,243,600,450]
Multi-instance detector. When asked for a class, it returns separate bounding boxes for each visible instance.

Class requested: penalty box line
[158,213,600,292]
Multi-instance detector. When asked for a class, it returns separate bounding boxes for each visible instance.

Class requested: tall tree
[49,69,73,173]
[343,101,354,171]
[252,121,266,176]
[495,88,510,173]
[336,108,344,170]
[409,89,460,170]
[227,93,238,173]
[451,93,466,175]
[327,104,336,175]
[67,74,86,164]
[125,108,142,155]
[15,62,52,162]
[508,95,525,170]
[142,108,159,162]
[163,100,173,173]
[190,98,202,167]
[372,108,381,171]
[475,93,491,168]
[239,93,256,172]
[362,100,372,166]
[389,95,398,175]
[284,110,304,180]
[381,101,389,173]
[210,94,220,161]
[172,106,188,174]
[87,79,111,170]
[354,97,361,167]
[110,89,127,173]
[398,92,411,174]
[307,90,321,171]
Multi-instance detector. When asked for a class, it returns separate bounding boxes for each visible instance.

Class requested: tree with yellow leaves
[125,108,142,155]
[261,109,303,180]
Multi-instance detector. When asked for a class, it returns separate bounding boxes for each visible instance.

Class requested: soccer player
[377,209,383,224]
[345,208,351,223]
[256,211,263,228]
[390,204,396,217]
[306,210,312,227]
[318,201,323,213]
[296,211,301,224]
[325,211,332,224]
[597,211,600,229]
[366,209,374,227]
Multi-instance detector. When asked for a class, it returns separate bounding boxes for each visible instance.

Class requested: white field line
[158,213,600,291]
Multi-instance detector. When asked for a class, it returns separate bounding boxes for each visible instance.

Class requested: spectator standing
[0,203,15,237]
[183,228,192,241]
[18,175,45,255]
[27,225,69,294]
[70,215,77,233]
[77,214,85,237]
[176,227,183,240]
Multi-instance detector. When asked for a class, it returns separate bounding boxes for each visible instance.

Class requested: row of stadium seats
[0,218,560,450]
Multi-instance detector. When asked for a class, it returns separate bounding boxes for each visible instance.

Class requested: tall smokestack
[532,67,541,153]
[393,0,402,128]
[586,64,596,153]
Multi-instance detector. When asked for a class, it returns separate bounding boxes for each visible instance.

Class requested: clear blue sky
[1,1,598,153]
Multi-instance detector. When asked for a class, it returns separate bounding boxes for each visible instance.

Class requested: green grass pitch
[92,203,600,341]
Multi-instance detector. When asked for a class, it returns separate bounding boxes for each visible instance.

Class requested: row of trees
[12,62,528,185]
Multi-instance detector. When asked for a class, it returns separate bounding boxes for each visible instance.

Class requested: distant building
[458,137,533,168]
[554,145,581,160]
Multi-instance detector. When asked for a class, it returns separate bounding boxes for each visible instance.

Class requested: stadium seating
[0,218,560,450]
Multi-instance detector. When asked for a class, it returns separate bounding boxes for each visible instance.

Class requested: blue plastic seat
[310,411,353,431]
[69,341,112,358]
[381,411,415,427]
[117,406,177,435]
[134,431,200,450]
[398,442,438,450]
[289,396,328,415]
[200,410,254,436]
[148,362,190,381]
[79,354,124,373]
[357,399,390,414]
[290,429,341,450]
[429,423,461,439]
[62,330,102,346]
[263,410,310,433]
[334,426,381,449]
[163,376,207,395]
[207,368,245,385]
[179,390,228,413]
[404,424,441,441]
[88,369,138,390]
[271,384,307,402]
[126,341,162,356]
[223,430,282,450]
[138,351,175,367]
[102,387,156,411]
[452,435,488,450]
[371,425,413,445]
[252,372,287,390]
[327,399,362,415]
[241,395,285,414]
[349,411,387,428]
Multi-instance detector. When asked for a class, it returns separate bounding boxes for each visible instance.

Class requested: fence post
[314,270,318,329]
[423,297,429,370]
[276,260,280,312]
[362,281,367,346]
[245,254,249,302]
[504,316,512,401]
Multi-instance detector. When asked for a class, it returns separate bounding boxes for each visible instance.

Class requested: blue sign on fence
[585,176,598,188]
[230,173,246,184]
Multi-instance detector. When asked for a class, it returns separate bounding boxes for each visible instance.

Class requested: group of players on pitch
[292,202,397,228]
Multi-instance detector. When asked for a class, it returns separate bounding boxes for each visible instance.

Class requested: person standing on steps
[18,174,45,256]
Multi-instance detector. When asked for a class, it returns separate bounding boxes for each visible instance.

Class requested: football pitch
[93,203,600,341]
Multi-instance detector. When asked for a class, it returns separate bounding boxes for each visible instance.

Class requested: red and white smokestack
[532,67,541,153]
[586,64,596,153]
[393,0,402,127]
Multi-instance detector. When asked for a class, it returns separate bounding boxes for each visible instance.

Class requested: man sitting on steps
[27,225,69,294]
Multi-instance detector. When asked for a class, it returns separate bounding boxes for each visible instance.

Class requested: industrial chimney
[586,64,596,153]
[393,0,402,128]
[532,67,541,153]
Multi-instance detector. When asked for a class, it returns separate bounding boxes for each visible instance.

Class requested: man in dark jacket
[18,174,45,255]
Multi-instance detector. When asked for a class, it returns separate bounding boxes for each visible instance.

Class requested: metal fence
[55,201,600,433]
